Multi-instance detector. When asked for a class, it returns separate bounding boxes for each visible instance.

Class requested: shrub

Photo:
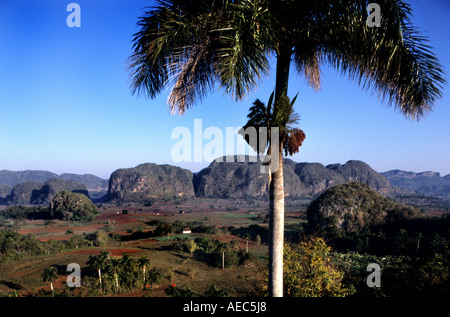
[283,237,353,297]
[147,267,167,287]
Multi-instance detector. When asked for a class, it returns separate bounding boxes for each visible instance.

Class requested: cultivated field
[0,198,308,297]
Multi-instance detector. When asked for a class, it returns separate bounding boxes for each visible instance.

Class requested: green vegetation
[170,235,255,269]
[0,229,109,263]
[0,205,53,220]
[49,191,98,222]
[0,230,46,262]
[0,189,448,297]
[128,0,445,298]
[303,182,450,296]
[283,237,352,297]
[84,252,154,294]
[41,266,58,293]
[307,182,422,236]
[306,182,448,257]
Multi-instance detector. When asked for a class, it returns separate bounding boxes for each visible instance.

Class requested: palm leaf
[128,0,272,115]
[129,0,444,120]
[313,0,445,120]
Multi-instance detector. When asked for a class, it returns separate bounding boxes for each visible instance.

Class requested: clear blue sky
[0,0,449,179]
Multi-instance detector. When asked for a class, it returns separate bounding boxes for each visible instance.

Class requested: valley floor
[0,198,306,297]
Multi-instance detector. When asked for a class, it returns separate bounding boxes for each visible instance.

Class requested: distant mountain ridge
[0,170,59,187]
[2,159,448,206]
[101,156,398,204]
[8,178,90,205]
[381,169,450,195]
[0,170,108,190]
[0,170,109,205]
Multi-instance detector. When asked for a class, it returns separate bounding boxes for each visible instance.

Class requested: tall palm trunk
[98,268,102,286]
[222,250,225,270]
[268,147,285,297]
[268,47,291,297]
[143,266,146,285]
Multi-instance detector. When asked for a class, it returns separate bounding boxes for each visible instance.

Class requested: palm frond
[215,0,274,99]
[128,0,272,115]
[316,0,445,120]
[129,0,445,121]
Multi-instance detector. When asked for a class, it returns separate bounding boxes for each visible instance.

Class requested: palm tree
[99,250,111,260]
[41,266,58,293]
[87,252,109,286]
[108,258,121,293]
[219,242,229,270]
[137,256,151,286]
[120,253,138,289]
[128,0,445,297]
[243,234,251,253]
[65,228,74,237]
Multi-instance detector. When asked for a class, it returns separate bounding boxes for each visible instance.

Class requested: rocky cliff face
[60,173,109,199]
[194,156,269,199]
[9,181,43,205]
[7,178,89,205]
[194,156,394,199]
[105,163,195,203]
[294,163,346,196]
[326,160,394,195]
[0,185,12,203]
[35,178,90,205]
[1,158,397,205]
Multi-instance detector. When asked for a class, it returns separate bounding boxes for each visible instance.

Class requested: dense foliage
[283,237,352,297]
[304,182,450,297]
[307,182,422,236]
[0,205,53,220]
[0,230,44,261]
[306,182,449,256]
[171,235,255,269]
[49,191,98,222]
[85,252,154,294]
[0,229,104,262]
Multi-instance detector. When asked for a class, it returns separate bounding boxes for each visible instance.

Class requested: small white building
[182,228,191,234]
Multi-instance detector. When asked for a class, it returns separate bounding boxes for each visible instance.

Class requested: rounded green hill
[49,190,98,222]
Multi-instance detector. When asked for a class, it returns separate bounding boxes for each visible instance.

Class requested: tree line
[171,235,255,270]
[41,252,165,296]
[0,229,108,263]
